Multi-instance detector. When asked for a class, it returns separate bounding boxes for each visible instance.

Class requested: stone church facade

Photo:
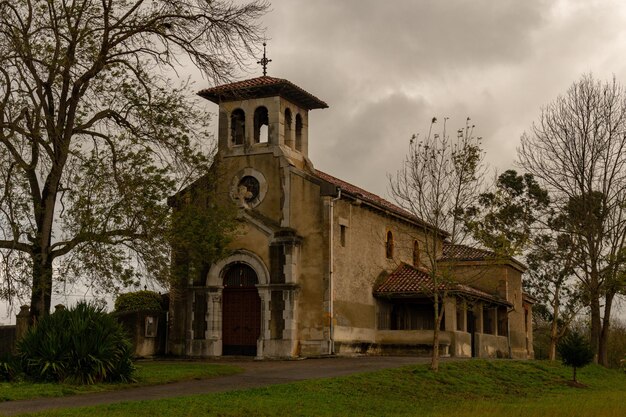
[167,76,534,360]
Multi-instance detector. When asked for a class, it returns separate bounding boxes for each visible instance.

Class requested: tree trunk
[598,290,615,367]
[29,250,53,323]
[549,292,560,361]
[589,290,601,363]
[431,294,441,372]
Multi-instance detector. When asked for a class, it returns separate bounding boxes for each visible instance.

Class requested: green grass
[0,361,241,402]
[16,360,626,417]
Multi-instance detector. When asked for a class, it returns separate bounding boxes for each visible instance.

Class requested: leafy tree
[390,117,485,371]
[0,0,267,321]
[519,74,626,366]
[557,331,594,383]
[525,233,582,360]
[465,170,549,257]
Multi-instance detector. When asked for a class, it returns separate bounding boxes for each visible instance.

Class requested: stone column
[15,305,30,341]
[474,303,484,334]
[443,296,457,332]
[458,300,467,332]
[207,289,223,356]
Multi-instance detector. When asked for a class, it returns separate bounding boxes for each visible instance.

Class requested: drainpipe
[328,187,342,355]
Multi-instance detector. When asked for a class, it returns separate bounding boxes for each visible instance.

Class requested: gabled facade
[167,75,534,359]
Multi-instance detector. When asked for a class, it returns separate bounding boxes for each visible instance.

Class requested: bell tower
[198,74,327,169]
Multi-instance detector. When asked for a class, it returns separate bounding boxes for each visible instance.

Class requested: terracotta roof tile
[440,244,498,261]
[314,170,445,233]
[374,263,511,306]
[374,263,444,294]
[198,76,328,110]
[440,244,527,271]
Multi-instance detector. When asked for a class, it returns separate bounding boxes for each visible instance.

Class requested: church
[166,65,535,360]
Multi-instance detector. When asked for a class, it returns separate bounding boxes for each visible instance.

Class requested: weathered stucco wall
[330,197,434,346]
[443,262,530,358]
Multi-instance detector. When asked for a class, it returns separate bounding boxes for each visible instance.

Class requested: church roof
[441,244,499,261]
[198,76,328,110]
[440,244,527,271]
[314,170,447,234]
[374,263,512,306]
[375,263,444,293]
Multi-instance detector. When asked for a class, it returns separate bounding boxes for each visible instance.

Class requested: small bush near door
[17,302,135,384]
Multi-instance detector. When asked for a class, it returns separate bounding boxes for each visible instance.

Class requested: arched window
[230,109,245,145]
[254,106,269,143]
[295,113,303,151]
[385,231,394,259]
[284,108,292,147]
[413,240,420,267]
[223,262,258,287]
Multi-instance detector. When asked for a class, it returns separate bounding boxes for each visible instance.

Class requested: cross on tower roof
[257,42,272,76]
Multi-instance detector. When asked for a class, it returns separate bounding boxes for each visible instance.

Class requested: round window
[238,176,260,202]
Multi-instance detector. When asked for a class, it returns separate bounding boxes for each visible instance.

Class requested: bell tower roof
[198,76,328,110]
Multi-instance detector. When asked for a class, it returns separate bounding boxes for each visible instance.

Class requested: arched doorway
[222,263,261,356]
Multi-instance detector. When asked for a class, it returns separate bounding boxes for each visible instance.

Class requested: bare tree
[0,0,268,321]
[518,74,626,365]
[390,117,485,371]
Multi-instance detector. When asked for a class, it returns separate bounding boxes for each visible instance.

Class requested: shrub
[557,331,594,383]
[114,290,164,313]
[17,302,135,384]
[0,354,20,382]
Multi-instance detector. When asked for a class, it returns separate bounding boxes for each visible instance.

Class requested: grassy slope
[21,360,626,417]
[0,362,241,402]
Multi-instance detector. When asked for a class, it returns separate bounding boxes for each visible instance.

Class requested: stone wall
[115,310,167,357]
[0,325,16,356]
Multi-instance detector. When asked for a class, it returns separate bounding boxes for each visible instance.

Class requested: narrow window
[413,240,420,267]
[385,231,394,259]
[284,108,292,147]
[254,106,269,143]
[230,109,245,145]
[295,113,303,151]
[340,225,347,247]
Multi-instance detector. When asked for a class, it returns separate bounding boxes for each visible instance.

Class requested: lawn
[16,360,626,417]
[0,361,241,402]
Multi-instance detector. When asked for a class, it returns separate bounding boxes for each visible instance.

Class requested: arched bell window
[284,108,292,148]
[254,106,269,143]
[230,109,246,145]
[295,113,303,151]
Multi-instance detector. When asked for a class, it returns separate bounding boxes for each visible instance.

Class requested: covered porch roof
[374,263,512,307]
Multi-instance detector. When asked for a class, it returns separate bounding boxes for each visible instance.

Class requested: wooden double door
[222,263,261,356]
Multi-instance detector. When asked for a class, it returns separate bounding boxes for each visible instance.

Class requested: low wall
[333,329,453,357]
[114,310,167,357]
[0,325,16,356]
[475,333,508,358]
[451,331,472,357]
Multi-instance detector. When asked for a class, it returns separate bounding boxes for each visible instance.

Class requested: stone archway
[221,263,261,356]
[205,251,270,358]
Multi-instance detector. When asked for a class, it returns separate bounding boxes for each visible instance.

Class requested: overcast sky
[196,0,626,198]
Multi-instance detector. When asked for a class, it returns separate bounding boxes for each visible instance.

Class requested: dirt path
[0,356,437,416]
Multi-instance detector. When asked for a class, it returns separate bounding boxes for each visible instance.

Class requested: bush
[557,331,594,382]
[0,354,21,382]
[114,290,164,313]
[17,302,135,384]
